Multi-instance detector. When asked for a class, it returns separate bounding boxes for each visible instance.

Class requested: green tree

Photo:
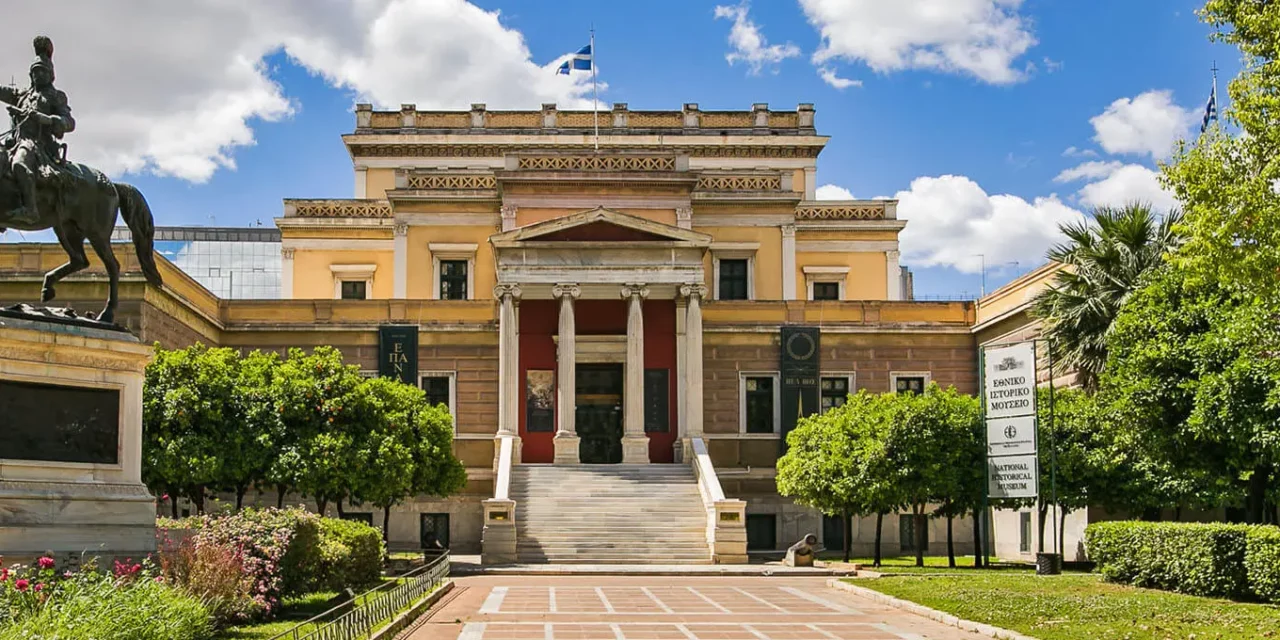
[917,387,983,568]
[1101,263,1280,523]
[777,391,900,563]
[1164,2,1280,319]
[1031,203,1183,391]
[224,349,283,510]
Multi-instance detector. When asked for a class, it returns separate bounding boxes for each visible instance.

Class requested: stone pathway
[403,576,984,640]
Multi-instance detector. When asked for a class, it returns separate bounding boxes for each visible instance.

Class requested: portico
[490,207,711,464]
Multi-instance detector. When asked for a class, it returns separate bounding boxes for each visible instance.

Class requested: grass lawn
[853,573,1280,640]
[820,554,1038,574]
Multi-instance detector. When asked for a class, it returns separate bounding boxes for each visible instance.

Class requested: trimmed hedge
[1246,526,1280,604]
[318,517,385,590]
[1085,521,1280,603]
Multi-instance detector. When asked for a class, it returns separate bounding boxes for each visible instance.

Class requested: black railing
[268,552,450,640]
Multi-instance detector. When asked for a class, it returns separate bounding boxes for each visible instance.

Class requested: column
[500,204,518,232]
[782,224,797,300]
[675,297,687,462]
[621,283,650,463]
[553,283,581,464]
[680,284,707,454]
[280,247,295,299]
[803,167,817,200]
[886,250,903,301]
[495,284,522,437]
[393,223,408,299]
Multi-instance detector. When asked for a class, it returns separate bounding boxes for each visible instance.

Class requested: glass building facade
[111,226,281,299]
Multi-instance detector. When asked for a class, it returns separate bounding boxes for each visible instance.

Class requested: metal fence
[269,552,450,640]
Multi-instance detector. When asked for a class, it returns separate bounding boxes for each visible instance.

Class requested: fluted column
[495,284,522,437]
[553,283,581,464]
[680,284,707,449]
[621,283,650,463]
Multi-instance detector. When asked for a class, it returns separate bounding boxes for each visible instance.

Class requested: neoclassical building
[0,103,984,561]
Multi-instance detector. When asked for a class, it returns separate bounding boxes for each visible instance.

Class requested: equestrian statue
[0,36,161,325]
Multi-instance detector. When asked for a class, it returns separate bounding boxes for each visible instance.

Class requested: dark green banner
[780,326,820,453]
[378,325,418,385]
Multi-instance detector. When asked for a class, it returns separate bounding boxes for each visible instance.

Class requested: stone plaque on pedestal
[0,316,156,565]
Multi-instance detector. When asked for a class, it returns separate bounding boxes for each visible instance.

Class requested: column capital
[781,223,796,237]
[552,283,581,300]
[281,247,296,260]
[393,222,409,236]
[678,283,708,301]
[675,206,693,229]
[494,283,523,300]
[620,283,650,300]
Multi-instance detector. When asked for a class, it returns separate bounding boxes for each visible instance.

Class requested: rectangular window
[1019,512,1032,553]
[343,512,374,526]
[899,515,928,552]
[894,375,927,395]
[421,376,451,410]
[420,513,450,551]
[439,260,468,300]
[643,369,669,433]
[744,376,776,434]
[340,280,367,300]
[718,259,749,300]
[812,282,840,301]
[820,375,853,412]
[746,513,777,551]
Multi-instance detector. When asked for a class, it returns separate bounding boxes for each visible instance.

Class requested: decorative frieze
[286,199,392,218]
[516,155,677,172]
[405,173,497,190]
[795,203,888,220]
[349,144,821,159]
[696,175,783,191]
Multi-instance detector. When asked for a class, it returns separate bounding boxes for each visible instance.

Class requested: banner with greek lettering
[983,341,1039,499]
[983,342,1037,419]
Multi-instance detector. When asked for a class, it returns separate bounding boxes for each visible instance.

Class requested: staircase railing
[481,434,518,564]
[689,437,748,564]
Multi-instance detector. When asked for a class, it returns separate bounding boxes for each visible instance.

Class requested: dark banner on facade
[378,325,418,385]
[779,326,820,454]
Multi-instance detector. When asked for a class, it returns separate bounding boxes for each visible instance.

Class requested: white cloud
[714,2,801,74]
[1042,57,1064,73]
[1090,90,1196,159]
[799,0,1037,84]
[815,184,855,200]
[817,67,861,89]
[894,175,1085,273]
[1062,146,1098,158]
[1056,163,1178,211]
[2,0,598,183]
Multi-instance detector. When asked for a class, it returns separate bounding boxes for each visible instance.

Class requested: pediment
[491,207,711,246]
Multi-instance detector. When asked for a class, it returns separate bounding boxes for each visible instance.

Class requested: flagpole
[591,26,599,151]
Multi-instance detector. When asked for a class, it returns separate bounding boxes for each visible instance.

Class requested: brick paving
[404,576,984,640]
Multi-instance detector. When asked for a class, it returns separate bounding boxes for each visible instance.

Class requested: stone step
[515,555,712,564]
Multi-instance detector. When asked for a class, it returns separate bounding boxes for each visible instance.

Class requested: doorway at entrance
[576,363,623,463]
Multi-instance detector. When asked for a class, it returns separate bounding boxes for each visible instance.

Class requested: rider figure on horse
[0,36,75,225]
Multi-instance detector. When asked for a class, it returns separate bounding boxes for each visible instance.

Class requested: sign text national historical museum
[983,341,1038,499]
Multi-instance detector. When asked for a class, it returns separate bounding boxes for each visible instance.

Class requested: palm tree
[1031,202,1183,391]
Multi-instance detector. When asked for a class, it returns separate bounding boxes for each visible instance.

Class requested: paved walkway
[402,576,983,640]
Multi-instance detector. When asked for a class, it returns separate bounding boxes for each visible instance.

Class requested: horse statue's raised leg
[41,224,89,306]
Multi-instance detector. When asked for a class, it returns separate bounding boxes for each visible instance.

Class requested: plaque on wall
[643,368,669,433]
[0,379,120,464]
[378,325,418,385]
[526,369,555,432]
[780,326,821,454]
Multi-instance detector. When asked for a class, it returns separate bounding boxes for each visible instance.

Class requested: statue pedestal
[0,316,155,565]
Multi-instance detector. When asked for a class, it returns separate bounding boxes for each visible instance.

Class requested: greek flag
[557,44,592,75]
[1200,84,1218,134]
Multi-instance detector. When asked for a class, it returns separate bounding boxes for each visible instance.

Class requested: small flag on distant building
[557,44,593,75]
[1201,63,1219,134]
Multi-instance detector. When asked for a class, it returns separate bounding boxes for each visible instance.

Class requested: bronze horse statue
[0,131,163,325]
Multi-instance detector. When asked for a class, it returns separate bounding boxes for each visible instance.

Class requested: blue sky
[5,1,1237,297]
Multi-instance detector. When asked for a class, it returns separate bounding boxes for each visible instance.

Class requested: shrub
[158,507,323,617]
[1245,526,1280,604]
[160,535,257,624]
[1085,521,1253,599]
[0,557,212,640]
[318,517,385,590]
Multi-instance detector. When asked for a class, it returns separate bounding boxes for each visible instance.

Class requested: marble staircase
[509,464,711,564]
